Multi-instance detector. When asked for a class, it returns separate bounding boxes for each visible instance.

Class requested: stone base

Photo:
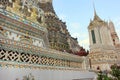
[0,66,97,80]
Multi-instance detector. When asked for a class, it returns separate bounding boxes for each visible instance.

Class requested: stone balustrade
[0,37,84,70]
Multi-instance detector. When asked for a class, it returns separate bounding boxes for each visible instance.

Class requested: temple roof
[93,10,103,22]
[88,8,107,29]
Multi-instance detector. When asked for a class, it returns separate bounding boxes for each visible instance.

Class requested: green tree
[97,64,120,80]
[110,64,120,80]
[97,71,112,80]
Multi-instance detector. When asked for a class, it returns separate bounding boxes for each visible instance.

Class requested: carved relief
[18,0,45,23]
[1,0,45,24]
[0,26,6,36]
[0,0,15,9]
[19,5,31,17]
[36,8,45,23]
[20,35,33,44]
[32,39,44,47]
[22,73,35,80]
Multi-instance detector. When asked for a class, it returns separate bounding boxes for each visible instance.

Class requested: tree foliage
[97,64,120,80]
[110,64,120,80]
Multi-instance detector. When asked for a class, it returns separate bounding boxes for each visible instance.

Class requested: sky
[53,0,120,50]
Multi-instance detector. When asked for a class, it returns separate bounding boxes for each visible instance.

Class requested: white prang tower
[88,8,120,71]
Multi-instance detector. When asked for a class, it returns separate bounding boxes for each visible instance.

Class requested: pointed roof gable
[93,2,103,22]
[88,5,107,29]
[93,11,103,22]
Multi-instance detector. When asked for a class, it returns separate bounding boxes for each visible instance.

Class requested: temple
[38,0,89,55]
[88,8,120,71]
[0,0,95,80]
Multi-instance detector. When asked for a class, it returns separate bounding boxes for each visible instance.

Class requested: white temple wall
[88,29,92,46]
[94,27,101,44]
[100,26,113,46]
[0,67,97,80]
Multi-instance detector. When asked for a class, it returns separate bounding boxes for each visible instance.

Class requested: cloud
[71,33,81,38]
[71,32,89,50]
[57,14,67,21]
[69,22,81,29]
[70,27,89,50]
[116,21,120,27]
[79,38,89,50]
[67,22,84,37]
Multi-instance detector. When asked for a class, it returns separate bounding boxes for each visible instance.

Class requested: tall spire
[93,1,97,17]
[92,1,102,21]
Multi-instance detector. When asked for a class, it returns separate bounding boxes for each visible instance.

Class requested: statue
[23,73,35,80]
[36,8,45,24]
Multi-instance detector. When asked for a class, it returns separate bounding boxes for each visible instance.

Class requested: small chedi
[88,9,120,71]
[0,0,93,80]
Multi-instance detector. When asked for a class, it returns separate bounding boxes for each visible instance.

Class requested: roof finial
[93,0,97,16]
[92,0,102,21]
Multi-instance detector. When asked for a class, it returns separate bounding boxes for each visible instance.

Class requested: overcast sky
[53,0,120,50]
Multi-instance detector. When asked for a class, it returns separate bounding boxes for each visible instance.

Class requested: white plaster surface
[0,67,97,80]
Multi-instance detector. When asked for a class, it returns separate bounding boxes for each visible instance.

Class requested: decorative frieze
[0,37,83,62]
[0,48,82,69]
[0,9,47,32]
